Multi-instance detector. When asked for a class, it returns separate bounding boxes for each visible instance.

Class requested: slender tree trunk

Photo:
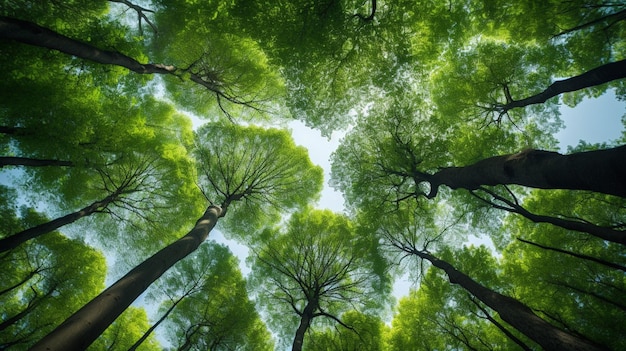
[30,206,223,351]
[474,187,626,245]
[412,250,608,351]
[0,268,41,296]
[0,16,174,74]
[0,156,73,168]
[0,286,53,331]
[548,280,626,313]
[127,296,184,351]
[0,17,222,94]
[292,302,317,351]
[0,192,121,253]
[427,145,626,198]
[517,238,626,272]
[499,59,626,112]
[468,296,533,351]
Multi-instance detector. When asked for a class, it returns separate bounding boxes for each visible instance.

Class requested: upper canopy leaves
[193,122,323,237]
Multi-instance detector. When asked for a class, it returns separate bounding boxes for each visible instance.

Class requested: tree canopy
[1,0,625,350]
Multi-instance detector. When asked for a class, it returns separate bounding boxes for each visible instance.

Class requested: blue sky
[556,90,625,151]
[288,89,626,299]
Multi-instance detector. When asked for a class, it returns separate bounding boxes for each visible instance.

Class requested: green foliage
[161,242,274,351]
[194,121,323,238]
[387,260,533,351]
[249,207,390,349]
[1,0,624,348]
[307,310,387,351]
[499,190,626,350]
[0,216,107,350]
[90,307,161,351]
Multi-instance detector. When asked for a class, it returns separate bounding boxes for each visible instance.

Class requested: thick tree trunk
[127,296,184,351]
[427,145,626,198]
[469,298,533,351]
[413,250,608,351]
[0,156,73,168]
[292,302,317,351]
[30,206,222,351]
[499,59,626,112]
[0,192,120,253]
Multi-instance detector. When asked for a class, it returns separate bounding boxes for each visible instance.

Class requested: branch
[517,237,626,272]
[108,0,157,35]
[354,0,377,21]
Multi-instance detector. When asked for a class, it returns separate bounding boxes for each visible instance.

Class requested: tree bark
[292,301,317,351]
[427,145,626,198]
[0,16,174,74]
[498,59,626,112]
[0,192,121,253]
[0,16,223,95]
[0,156,73,168]
[469,297,533,351]
[412,250,608,351]
[30,206,222,351]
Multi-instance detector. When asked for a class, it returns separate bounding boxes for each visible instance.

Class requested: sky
[1,87,624,346]
[279,89,626,299]
[126,87,626,308]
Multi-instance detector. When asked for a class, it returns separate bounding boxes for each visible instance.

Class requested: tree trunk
[468,297,533,351]
[412,250,608,351]
[0,192,120,253]
[127,296,184,351]
[292,301,317,351]
[0,285,54,331]
[0,16,223,94]
[0,156,73,168]
[517,238,626,272]
[499,59,626,112]
[30,206,222,351]
[427,145,626,198]
[475,187,626,245]
[0,16,174,75]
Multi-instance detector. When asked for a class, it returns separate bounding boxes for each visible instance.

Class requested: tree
[388,261,533,351]
[470,186,626,245]
[129,241,272,351]
[307,310,387,351]
[0,153,181,253]
[331,104,625,208]
[249,208,389,351]
[30,122,322,350]
[161,242,273,351]
[499,200,626,350]
[379,208,608,351]
[0,207,107,349]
